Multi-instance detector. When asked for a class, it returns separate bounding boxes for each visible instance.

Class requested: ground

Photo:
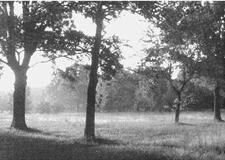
[0,111,225,160]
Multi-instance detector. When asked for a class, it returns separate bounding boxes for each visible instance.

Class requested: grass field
[1,111,225,160]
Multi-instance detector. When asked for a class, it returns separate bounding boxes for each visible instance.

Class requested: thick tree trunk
[84,3,103,141]
[214,82,222,121]
[11,69,28,130]
[175,94,181,123]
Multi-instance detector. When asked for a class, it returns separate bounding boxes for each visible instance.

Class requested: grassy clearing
[1,111,225,160]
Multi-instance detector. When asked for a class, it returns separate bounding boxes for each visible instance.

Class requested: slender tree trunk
[11,68,28,130]
[221,97,224,110]
[214,82,222,121]
[84,3,103,141]
[175,93,181,123]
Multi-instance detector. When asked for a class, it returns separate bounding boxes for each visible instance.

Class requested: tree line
[1,1,225,142]
[0,65,213,113]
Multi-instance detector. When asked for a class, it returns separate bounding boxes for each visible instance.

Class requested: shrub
[36,101,52,114]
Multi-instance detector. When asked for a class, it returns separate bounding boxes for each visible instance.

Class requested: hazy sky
[0,10,151,91]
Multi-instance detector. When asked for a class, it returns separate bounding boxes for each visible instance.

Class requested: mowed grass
[1,111,225,160]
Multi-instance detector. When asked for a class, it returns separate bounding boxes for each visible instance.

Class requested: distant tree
[140,31,199,122]
[102,69,175,112]
[103,71,139,112]
[136,73,176,112]
[95,79,110,112]
[48,64,89,112]
[136,1,225,122]
[182,79,213,111]
[0,92,12,112]
[149,1,225,121]
[25,86,33,113]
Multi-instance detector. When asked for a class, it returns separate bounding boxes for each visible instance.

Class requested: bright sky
[0,10,151,91]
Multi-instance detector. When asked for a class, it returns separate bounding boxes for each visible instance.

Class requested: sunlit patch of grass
[1,111,225,159]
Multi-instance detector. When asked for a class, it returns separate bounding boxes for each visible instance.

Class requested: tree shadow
[10,127,53,135]
[0,130,203,160]
[176,122,196,126]
[94,137,124,145]
[23,127,44,133]
[14,128,125,146]
[214,119,225,123]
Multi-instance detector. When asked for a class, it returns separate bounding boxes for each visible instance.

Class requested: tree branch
[0,58,9,66]
[167,76,180,95]
[0,51,9,66]
[29,55,75,68]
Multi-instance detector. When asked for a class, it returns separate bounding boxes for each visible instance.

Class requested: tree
[68,2,127,141]
[139,27,199,122]
[25,86,33,113]
[168,2,225,121]
[159,2,225,121]
[103,71,139,112]
[0,2,89,129]
[48,64,90,112]
[99,69,174,112]
[137,1,225,121]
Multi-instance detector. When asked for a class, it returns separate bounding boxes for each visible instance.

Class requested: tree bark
[11,68,28,130]
[175,93,181,123]
[214,82,222,121]
[84,3,103,141]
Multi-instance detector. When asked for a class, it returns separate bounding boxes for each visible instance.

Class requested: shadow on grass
[22,127,45,133]
[94,137,124,145]
[214,119,225,123]
[176,122,196,126]
[23,128,124,145]
[0,129,201,160]
[9,127,55,137]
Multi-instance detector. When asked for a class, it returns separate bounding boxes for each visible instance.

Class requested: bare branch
[76,45,91,54]
[29,58,54,68]
[15,49,24,54]
[0,51,9,66]
[167,76,179,95]
[29,55,75,68]
[0,58,9,66]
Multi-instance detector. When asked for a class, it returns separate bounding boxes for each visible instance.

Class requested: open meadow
[1,111,225,160]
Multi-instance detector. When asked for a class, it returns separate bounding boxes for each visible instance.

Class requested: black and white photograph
[0,1,225,160]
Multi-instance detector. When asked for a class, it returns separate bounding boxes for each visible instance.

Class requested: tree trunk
[221,97,224,110]
[11,68,28,130]
[175,93,181,123]
[214,82,222,121]
[84,3,103,141]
